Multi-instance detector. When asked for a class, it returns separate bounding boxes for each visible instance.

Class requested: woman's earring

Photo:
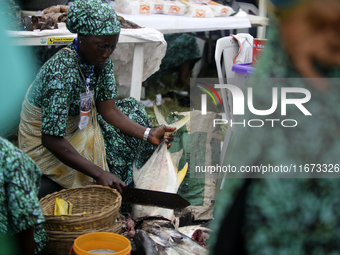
[79,41,82,44]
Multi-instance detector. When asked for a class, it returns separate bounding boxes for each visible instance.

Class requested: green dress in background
[0,4,48,252]
[0,137,48,254]
[150,33,202,78]
[210,14,340,255]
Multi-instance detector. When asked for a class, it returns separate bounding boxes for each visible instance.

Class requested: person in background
[0,2,47,254]
[149,33,202,90]
[0,137,48,255]
[209,0,340,254]
[18,0,174,199]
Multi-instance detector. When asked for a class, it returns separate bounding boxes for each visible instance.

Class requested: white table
[118,13,256,77]
[117,13,268,77]
[7,27,166,100]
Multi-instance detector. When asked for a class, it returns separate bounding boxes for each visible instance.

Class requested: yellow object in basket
[54,198,73,215]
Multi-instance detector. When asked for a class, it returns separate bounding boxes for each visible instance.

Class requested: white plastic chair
[215,36,241,122]
[214,35,253,191]
[215,34,253,126]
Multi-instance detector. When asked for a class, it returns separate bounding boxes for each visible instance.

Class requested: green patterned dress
[210,16,340,255]
[0,137,48,254]
[27,43,155,187]
[151,33,202,77]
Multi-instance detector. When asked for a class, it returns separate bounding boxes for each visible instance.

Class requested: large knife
[122,187,190,209]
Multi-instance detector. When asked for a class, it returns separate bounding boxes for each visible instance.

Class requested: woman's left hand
[148,125,176,148]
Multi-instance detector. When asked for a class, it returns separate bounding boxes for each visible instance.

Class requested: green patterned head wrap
[66,0,121,36]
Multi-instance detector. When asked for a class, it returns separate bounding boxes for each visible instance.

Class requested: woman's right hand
[42,134,127,194]
[95,171,127,194]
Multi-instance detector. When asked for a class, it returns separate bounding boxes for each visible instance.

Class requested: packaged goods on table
[115,0,154,15]
[201,0,234,17]
[150,0,187,15]
[162,0,187,15]
[152,0,165,14]
[179,0,214,17]
[115,0,187,15]
[22,5,141,31]
[115,0,234,17]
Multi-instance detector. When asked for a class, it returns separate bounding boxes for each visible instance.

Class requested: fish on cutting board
[147,226,209,255]
[132,103,191,220]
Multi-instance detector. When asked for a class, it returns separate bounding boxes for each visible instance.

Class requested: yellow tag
[48,37,74,45]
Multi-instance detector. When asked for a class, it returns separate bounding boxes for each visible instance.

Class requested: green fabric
[270,0,302,8]
[98,98,155,187]
[66,0,121,36]
[0,5,47,252]
[151,33,202,78]
[173,132,206,206]
[28,43,118,137]
[209,16,340,255]
[167,113,221,207]
[0,137,48,254]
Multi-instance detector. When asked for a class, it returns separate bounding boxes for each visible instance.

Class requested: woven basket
[42,217,122,255]
[40,185,122,232]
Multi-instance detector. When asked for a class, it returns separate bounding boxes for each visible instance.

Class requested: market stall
[4,2,237,254]
[8,0,261,100]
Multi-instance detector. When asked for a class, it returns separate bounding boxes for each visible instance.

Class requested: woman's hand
[95,171,127,194]
[42,134,127,194]
[96,99,176,148]
[148,125,176,148]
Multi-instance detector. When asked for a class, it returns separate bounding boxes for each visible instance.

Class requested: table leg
[257,0,267,39]
[129,42,144,100]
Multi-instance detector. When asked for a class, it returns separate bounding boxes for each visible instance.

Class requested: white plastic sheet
[111,27,167,86]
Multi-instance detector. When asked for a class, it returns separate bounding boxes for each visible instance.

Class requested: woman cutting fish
[18,0,174,196]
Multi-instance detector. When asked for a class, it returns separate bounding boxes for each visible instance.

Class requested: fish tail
[154,101,192,132]
[177,163,188,186]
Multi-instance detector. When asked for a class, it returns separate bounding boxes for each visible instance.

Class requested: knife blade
[122,187,190,209]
